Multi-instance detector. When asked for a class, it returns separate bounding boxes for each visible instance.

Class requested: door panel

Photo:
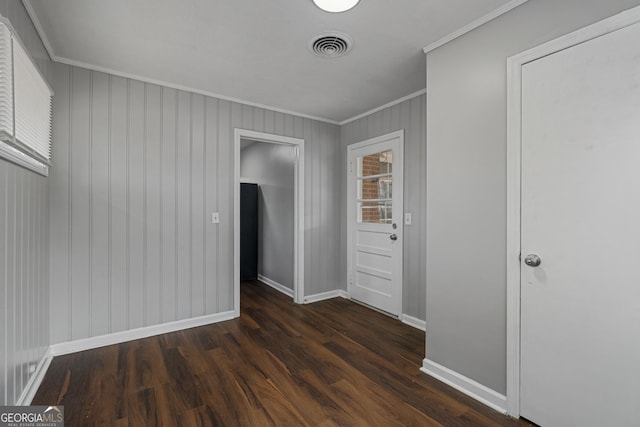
[357,251,391,272]
[347,132,403,316]
[520,22,640,426]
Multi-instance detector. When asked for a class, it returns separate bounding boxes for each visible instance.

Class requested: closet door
[519,21,640,427]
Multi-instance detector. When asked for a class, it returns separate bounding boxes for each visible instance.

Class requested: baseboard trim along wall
[303,290,427,333]
[50,310,237,357]
[18,310,236,405]
[400,314,427,331]
[303,289,349,304]
[421,358,507,414]
[16,347,55,405]
[258,275,294,298]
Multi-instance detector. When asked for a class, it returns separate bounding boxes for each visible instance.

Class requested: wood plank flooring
[34,281,533,426]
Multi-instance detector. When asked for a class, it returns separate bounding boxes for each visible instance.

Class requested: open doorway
[233,129,305,315]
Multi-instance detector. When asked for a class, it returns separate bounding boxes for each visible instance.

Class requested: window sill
[0,140,49,176]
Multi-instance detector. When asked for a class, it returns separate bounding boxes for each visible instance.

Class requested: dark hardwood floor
[34,281,533,426]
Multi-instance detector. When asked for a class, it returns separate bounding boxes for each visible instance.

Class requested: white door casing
[347,130,404,316]
[233,129,305,312]
[506,6,640,425]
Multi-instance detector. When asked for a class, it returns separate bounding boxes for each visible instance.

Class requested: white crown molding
[25,0,520,126]
[21,0,55,60]
[21,0,341,125]
[339,89,426,126]
[21,0,423,127]
[423,0,530,54]
[54,56,341,125]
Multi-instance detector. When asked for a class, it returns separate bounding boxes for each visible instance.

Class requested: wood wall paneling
[49,63,343,344]
[190,94,206,319]
[0,0,52,405]
[0,162,49,405]
[340,94,426,321]
[144,83,162,326]
[160,87,178,323]
[90,72,110,337]
[204,97,219,314]
[0,0,420,407]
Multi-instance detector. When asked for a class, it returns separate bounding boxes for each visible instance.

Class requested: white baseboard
[258,274,294,298]
[16,311,236,404]
[400,314,427,331]
[50,310,237,356]
[303,289,348,304]
[16,347,54,405]
[421,358,507,414]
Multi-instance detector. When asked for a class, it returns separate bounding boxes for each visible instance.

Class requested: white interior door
[520,21,640,426]
[347,131,403,316]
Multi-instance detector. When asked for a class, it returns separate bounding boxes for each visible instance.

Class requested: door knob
[524,254,542,267]
[390,233,398,241]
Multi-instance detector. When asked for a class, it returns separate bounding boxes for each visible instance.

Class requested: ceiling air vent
[309,32,353,58]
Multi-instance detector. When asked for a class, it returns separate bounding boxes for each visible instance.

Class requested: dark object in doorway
[240,183,259,280]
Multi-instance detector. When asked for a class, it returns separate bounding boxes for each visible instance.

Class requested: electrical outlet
[404,213,412,226]
[211,212,220,224]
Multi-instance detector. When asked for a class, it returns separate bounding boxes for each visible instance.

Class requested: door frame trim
[346,129,404,316]
[233,129,305,314]
[505,5,640,417]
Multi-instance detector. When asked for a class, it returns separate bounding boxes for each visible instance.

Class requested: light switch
[211,212,220,224]
[404,213,412,226]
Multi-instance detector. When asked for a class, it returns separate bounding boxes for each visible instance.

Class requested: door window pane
[358,176,392,200]
[358,150,393,177]
[358,201,392,224]
[355,149,393,223]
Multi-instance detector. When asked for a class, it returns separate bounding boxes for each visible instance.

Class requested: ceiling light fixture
[312,0,360,13]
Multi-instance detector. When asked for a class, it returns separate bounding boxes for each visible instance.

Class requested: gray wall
[0,0,51,405]
[49,62,342,344]
[241,141,296,290]
[425,0,640,395]
[0,162,49,405]
[340,94,426,321]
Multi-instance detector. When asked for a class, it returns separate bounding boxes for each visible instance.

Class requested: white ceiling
[25,0,513,123]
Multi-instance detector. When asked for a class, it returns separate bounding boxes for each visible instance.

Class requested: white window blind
[0,19,53,175]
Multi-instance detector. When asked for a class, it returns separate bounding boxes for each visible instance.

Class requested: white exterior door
[520,21,640,426]
[347,131,403,316]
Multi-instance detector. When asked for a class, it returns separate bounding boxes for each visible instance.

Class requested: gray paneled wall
[49,62,342,344]
[340,94,426,321]
[0,0,51,406]
[0,161,49,405]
